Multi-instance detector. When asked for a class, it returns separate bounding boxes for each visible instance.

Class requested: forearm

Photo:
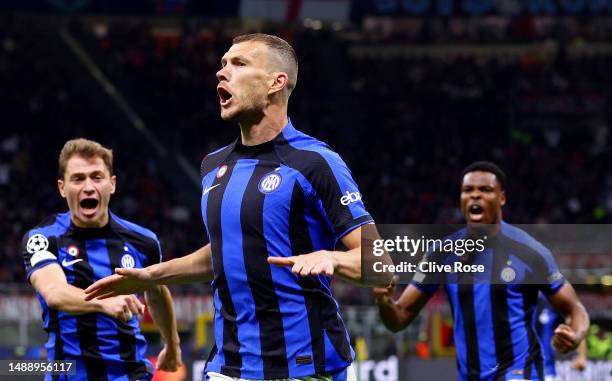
[45,284,102,314]
[148,245,213,285]
[331,248,361,284]
[145,286,180,347]
[376,300,410,332]
[568,302,590,342]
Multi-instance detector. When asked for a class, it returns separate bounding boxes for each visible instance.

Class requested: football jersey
[22,212,161,381]
[199,120,372,379]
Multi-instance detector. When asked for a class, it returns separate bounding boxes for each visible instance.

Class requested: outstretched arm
[145,286,182,372]
[547,282,590,354]
[85,244,213,300]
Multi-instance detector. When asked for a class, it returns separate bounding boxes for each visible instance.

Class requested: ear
[500,191,506,207]
[268,72,289,95]
[110,175,117,195]
[58,179,66,199]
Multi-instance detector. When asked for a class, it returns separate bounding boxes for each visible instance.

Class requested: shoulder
[110,213,159,244]
[276,126,349,174]
[23,212,71,241]
[200,141,237,179]
[499,223,555,264]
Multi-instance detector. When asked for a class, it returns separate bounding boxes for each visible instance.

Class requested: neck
[239,105,288,146]
[71,213,109,229]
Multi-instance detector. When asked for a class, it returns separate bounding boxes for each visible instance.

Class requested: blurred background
[0,0,611,380]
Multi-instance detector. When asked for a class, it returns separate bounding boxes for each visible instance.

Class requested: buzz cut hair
[461,161,507,191]
[58,138,113,179]
[232,33,298,94]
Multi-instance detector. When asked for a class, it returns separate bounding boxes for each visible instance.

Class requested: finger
[84,274,124,297]
[115,267,141,277]
[267,257,295,266]
[129,295,146,314]
[125,296,140,315]
[94,290,121,300]
[124,310,133,322]
[292,262,304,275]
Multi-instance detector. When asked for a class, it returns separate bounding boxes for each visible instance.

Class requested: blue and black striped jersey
[199,120,373,379]
[413,222,565,381]
[22,212,161,381]
[535,293,563,378]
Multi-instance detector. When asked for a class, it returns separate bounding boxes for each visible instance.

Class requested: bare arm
[145,286,182,371]
[85,244,213,300]
[571,339,588,371]
[547,282,590,353]
[147,244,213,285]
[267,224,390,286]
[31,264,103,314]
[31,264,144,321]
[374,283,430,332]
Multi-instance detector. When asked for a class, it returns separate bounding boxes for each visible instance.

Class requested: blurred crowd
[1,15,611,287]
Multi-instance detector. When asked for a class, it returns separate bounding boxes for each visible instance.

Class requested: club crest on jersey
[501,266,516,282]
[26,234,49,254]
[258,172,282,194]
[67,245,80,257]
[216,165,228,178]
[121,254,135,269]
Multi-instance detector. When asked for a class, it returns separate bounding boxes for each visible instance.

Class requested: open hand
[267,251,336,277]
[85,268,153,300]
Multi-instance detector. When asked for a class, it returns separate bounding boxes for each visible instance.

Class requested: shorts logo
[340,191,362,206]
[258,172,282,194]
[501,266,516,282]
[67,246,79,257]
[121,254,135,269]
[27,234,49,254]
[216,165,228,178]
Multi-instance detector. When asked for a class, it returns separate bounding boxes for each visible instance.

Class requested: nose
[216,66,228,82]
[83,178,95,194]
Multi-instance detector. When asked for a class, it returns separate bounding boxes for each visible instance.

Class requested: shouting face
[58,155,116,228]
[216,41,276,123]
[460,171,506,225]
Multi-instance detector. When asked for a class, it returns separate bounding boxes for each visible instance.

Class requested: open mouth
[217,86,233,106]
[468,204,484,221]
[80,198,99,215]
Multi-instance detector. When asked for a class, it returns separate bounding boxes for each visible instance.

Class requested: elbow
[44,292,61,310]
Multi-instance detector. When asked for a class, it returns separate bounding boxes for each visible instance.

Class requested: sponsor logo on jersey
[340,191,362,206]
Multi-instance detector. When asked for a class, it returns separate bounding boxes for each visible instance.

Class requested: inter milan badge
[501,266,516,282]
[121,254,135,269]
[67,245,80,257]
[216,165,228,178]
[258,172,282,194]
[26,234,49,253]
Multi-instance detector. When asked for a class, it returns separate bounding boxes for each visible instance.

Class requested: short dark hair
[461,161,506,190]
[232,33,298,93]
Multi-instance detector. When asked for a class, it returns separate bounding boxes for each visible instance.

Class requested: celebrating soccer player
[373,161,589,381]
[85,34,377,381]
[22,139,181,380]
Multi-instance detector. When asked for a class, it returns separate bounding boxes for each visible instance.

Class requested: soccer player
[22,138,181,380]
[85,34,375,381]
[535,293,588,381]
[373,161,589,381]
